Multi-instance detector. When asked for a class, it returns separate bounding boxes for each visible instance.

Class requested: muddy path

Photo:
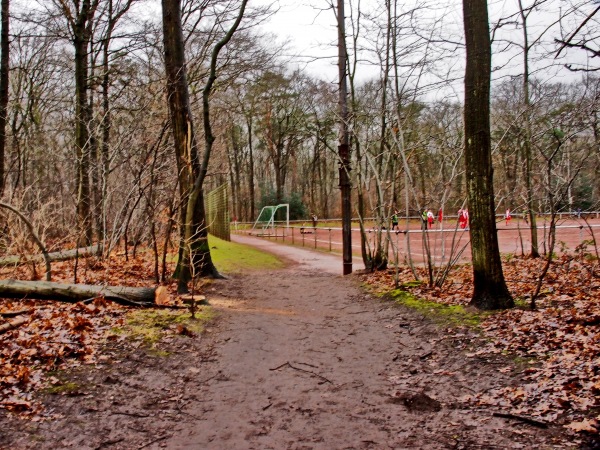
[1,236,570,449]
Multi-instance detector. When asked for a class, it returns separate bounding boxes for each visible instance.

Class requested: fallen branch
[0,308,31,317]
[0,279,167,307]
[0,316,28,335]
[492,411,549,428]
[270,361,333,384]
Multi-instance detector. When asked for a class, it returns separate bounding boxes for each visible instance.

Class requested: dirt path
[1,236,569,449]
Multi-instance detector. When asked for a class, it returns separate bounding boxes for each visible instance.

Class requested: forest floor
[1,235,599,449]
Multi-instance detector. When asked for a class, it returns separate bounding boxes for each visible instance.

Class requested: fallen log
[0,244,103,268]
[0,279,167,307]
[0,316,28,335]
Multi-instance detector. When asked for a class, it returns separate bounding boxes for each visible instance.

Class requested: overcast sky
[254,0,342,81]
[252,0,594,102]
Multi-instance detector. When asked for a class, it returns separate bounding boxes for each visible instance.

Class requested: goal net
[252,204,289,236]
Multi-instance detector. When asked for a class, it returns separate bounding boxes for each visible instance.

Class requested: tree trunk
[0,279,166,307]
[0,0,9,196]
[162,0,246,293]
[338,0,352,275]
[463,0,513,310]
[73,0,97,247]
[518,0,540,258]
[162,0,211,292]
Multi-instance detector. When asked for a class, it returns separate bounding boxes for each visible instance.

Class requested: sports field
[235,214,600,264]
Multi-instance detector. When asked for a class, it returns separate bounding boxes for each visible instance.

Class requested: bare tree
[463,0,513,309]
[54,0,101,246]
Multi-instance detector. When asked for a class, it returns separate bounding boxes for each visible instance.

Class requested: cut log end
[155,286,169,305]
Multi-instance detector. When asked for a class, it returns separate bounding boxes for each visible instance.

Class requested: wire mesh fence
[205,184,230,241]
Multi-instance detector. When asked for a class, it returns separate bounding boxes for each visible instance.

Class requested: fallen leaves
[361,255,600,434]
[567,418,600,432]
[0,250,180,418]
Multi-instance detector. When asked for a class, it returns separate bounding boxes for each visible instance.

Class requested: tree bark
[0,0,9,196]
[337,0,352,275]
[0,279,165,307]
[246,115,255,221]
[71,0,99,246]
[0,202,51,280]
[463,0,513,309]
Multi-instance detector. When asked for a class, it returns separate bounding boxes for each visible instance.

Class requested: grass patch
[208,235,284,273]
[164,235,283,273]
[43,381,80,395]
[114,308,214,346]
[513,297,531,309]
[387,289,484,327]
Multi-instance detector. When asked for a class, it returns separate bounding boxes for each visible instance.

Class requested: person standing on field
[458,208,467,229]
[391,210,399,231]
[427,210,435,229]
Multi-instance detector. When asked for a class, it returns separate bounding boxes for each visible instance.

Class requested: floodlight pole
[337,0,352,275]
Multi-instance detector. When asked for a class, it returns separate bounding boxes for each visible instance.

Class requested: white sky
[254,0,594,101]
[255,0,342,81]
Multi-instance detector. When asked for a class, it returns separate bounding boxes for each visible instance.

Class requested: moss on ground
[113,308,214,346]
[387,289,484,328]
[43,381,80,395]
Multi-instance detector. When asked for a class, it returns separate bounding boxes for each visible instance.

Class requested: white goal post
[252,204,290,236]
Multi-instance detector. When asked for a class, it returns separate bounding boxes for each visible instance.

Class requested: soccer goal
[252,204,289,236]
